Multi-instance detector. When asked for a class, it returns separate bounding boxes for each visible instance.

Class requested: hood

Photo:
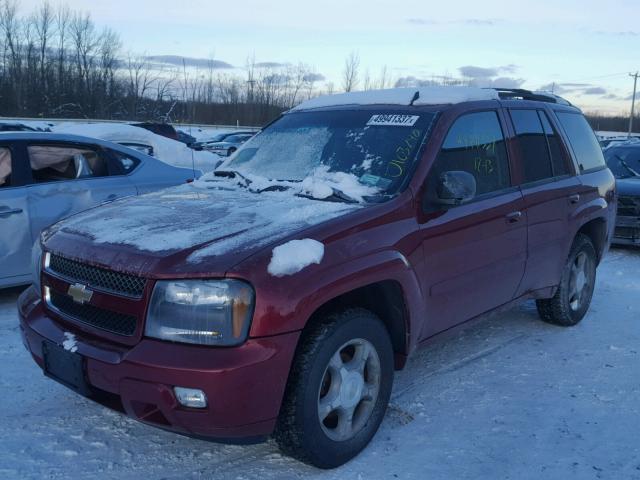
[43,175,361,277]
[616,177,640,197]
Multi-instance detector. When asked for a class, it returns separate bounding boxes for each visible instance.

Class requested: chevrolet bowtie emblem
[67,283,93,304]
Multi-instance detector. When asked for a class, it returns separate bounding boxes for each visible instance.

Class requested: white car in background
[52,123,223,173]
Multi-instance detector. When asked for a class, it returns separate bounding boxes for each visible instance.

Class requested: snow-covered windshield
[225,109,436,195]
[605,146,640,178]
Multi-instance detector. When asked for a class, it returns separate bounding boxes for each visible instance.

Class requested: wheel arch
[575,216,608,263]
[304,279,411,369]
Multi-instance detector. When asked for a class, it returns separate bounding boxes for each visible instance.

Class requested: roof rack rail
[490,88,572,106]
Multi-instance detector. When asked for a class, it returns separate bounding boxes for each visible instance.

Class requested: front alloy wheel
[275,309,393,468]
[317,338,381,442]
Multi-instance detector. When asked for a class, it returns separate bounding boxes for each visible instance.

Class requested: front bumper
[18,286,300,441]
[612,215,640,246]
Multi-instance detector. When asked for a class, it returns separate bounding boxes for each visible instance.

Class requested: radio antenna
[182,58,196,180]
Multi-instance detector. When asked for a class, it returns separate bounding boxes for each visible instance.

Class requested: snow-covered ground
[1,247,639,480]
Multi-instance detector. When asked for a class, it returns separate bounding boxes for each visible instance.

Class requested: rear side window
[28,145,109,183]
[110,150,141,174]
[0,147,11,187]
[539,111,571,176]
[433,111,510,195]
[555,112,605,172]
[510,110,553,183]
[510,109,571,183]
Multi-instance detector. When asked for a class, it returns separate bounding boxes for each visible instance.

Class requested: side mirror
[435,171,476,205]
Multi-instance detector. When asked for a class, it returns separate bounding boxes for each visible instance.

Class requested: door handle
[505,211,522,224]
[106,194,118,201]
[569,194,580,205]
[0,207,23,218]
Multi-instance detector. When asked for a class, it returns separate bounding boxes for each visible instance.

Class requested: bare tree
[377,65,390,90]
[341,51,360,92]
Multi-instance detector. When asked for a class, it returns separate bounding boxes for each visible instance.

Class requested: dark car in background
[131,122,179,141]
[176,130,197,146]
[604,144,640,245]
[0,122,39,132]
[191,130,256,151]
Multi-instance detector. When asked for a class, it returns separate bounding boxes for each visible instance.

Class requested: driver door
[417,110,528,339]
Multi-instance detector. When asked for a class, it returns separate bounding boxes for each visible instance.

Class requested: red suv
[19,87,616,468]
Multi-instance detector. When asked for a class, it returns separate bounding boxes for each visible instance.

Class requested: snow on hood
[52,122,220,172]
[53,171,363,265]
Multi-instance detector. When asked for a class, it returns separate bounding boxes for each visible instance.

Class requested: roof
[291,86,573,112]
[291,87,499,111]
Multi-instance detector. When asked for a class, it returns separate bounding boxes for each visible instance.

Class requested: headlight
[145,280,255,346]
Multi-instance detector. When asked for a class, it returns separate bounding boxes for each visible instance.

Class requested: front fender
[237,248,425,351]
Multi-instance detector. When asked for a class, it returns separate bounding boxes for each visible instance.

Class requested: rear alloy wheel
[536,233,597,326]
[275,309,393,468]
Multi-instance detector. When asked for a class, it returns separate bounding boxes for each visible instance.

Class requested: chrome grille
[47,290,137,336]
[47,254,146,298]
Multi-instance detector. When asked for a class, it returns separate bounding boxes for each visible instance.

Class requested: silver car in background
[202,133,256,156]
[0,132,200,288]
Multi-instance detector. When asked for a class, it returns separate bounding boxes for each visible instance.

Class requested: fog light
[174,387,207,408]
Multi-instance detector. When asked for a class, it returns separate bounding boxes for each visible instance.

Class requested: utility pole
[629,72,639,138]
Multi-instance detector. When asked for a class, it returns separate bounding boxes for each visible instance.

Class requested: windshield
[224,109,436,196]
[604,146,640,179]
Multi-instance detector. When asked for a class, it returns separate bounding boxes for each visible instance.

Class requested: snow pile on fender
[268,239,325,277]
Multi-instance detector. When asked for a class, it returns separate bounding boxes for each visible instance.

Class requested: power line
[566,71,630,83]
[629,72,638,137]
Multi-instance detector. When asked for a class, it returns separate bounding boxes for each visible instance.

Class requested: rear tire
[274,308,393,468]
[536,233,597,326]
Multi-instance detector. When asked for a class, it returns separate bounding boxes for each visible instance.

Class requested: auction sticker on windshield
[367,114,420,127]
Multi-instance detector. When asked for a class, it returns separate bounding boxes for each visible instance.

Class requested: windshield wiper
[297,187,359,204]
[214,169,250,185]
[215,170,295,193]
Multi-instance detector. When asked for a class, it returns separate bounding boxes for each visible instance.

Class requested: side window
[555,112,606,172]
[28,145,109,183]
[510,109,553,183]
[0,147,11,188]
[431,111,510,196]
[110,150,141,174]
[539,111,571,176]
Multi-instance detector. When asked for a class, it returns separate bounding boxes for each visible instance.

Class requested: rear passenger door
[507,109,582,295]
[26,142,137,239]
[418,110,528,339]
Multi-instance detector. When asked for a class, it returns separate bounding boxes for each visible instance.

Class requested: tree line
[0,0,332,125]
[0,0,635,130]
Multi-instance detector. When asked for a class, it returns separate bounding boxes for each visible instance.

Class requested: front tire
[274,309,394,468]
[536,233,597,326]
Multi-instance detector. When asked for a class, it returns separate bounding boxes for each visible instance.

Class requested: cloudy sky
[21,0,640,114]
